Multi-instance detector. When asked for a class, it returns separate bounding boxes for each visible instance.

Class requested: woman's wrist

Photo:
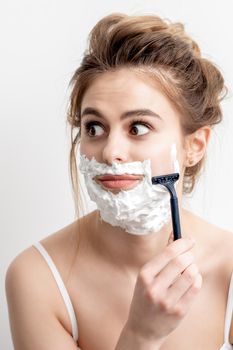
[115,323,164,350]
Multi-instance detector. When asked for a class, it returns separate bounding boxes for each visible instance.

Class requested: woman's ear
[184,126,211,167]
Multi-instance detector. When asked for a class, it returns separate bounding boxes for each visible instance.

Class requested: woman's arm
[5,250,78,350]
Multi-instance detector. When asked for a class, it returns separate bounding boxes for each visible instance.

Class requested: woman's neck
[87,209,188,274]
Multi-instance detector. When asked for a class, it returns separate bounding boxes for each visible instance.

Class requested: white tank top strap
[223,271,233,346]
[33,241,79,343]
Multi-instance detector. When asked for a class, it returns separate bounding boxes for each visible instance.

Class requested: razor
[152,173,181,240]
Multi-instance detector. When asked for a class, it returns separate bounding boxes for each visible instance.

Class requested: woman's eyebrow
[81,107,162,120]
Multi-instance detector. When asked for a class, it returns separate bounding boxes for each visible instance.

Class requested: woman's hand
[124,236,202,346]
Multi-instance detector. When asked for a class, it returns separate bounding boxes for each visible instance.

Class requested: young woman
[6,13,233,350]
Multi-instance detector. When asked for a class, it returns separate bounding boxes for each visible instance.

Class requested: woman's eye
[130,122,150,136]
[84,122,104,137]
[83,120,151,137]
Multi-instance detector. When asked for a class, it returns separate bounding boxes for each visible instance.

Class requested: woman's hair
[66,12,227,216]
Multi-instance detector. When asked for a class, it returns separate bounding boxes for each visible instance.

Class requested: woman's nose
[102,133,128,165]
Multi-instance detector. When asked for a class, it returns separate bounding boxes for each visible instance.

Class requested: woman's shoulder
[184,210,233,345]
[5,218,84,336]
[184,209,233,275]
[8,219,77,269]
[5,219,86,348]
[184,208,233,239]
[6,219,75,289]
[7,210,95,277]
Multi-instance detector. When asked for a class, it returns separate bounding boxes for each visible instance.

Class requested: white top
[33,242,80,349]
[220,271,233,350]
[33,241,233,349]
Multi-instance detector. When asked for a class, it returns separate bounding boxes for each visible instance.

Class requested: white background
[1,1,233,348]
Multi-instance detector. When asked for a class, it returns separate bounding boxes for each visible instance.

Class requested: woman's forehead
[83,69,170,101]
[81,70,182,125]
[83,68,161,94]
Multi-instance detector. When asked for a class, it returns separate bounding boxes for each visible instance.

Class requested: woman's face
[79,68,187,191]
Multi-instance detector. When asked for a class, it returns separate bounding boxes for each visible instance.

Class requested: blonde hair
[66,12,227,216]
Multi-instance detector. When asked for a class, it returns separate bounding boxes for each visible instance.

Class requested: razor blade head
[151,173,179,185]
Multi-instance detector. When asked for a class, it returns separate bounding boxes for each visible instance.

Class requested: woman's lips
[95,174,144,190]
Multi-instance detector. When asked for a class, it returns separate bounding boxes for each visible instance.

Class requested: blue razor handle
[152,173,181,240]
[170,195,181,240]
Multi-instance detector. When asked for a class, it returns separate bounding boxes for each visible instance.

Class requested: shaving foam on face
[170,142,180,189]
[171,143,180,174]
[79,154,171,235]
[78,143,180,235]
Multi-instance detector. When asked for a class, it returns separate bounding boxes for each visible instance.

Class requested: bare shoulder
[184,209,233,273]
[6,211,94,286]
[197,217,233,346]
[6,218,79,284]
[5,240,59,310]
[183,209,233,343]
[5,219,83,349]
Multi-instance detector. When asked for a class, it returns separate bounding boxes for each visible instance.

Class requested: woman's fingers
[141,238,195,285]
[176,273,203,312]
[152,250,194,291]
[164,263,200,305]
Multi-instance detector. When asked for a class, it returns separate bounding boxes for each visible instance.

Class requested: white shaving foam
[78,144,180,235]
[171,143,180,173]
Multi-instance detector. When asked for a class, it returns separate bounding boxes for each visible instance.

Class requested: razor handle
[170,196,181,240]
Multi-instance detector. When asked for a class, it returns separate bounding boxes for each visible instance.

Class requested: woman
[5,13,233,350]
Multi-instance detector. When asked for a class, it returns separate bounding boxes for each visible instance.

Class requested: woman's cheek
[146,145,176,176]
[79,141,91,158]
